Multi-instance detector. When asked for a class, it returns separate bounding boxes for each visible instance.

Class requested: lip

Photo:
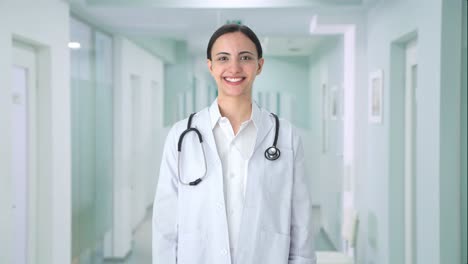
[223,77,245,85]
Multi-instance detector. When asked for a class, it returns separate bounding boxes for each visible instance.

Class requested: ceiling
[69,0,376,59]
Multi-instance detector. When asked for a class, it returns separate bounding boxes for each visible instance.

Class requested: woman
[153,24,316,264]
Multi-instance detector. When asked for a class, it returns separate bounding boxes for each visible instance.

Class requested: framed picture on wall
[368,69,384,124]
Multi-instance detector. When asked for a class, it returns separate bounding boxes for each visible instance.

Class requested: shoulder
[166,107,210,142]
[166,118,189,140]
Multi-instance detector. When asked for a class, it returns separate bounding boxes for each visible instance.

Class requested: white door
[404,39,418,264]
[11,42,38,264]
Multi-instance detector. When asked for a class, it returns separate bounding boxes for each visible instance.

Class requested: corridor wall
[69,16,114,262]
[190,54,218,112]
[308,37,345,249]
[164,42,193,125]
[364,0,463,264]
[109,36,164,258]
[255,56,310,128]
[0,1,71,263]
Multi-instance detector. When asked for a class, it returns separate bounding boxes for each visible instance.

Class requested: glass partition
[70,17,114,262]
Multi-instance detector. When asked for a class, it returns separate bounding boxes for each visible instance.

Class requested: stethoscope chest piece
[265,146,280,161]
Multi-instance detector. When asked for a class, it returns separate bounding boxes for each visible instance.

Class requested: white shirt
[209,99,260,261]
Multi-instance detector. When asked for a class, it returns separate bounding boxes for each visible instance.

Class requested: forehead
[211,32,257,54]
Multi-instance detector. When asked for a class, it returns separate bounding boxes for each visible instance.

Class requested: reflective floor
[103,212,152,264]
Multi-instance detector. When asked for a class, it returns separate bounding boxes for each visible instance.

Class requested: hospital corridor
[0,0,466,264]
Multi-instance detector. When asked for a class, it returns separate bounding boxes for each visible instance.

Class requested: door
[11,41,38,264]
[404,39,417,264]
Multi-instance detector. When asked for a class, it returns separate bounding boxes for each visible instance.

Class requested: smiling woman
[152,23,317,264]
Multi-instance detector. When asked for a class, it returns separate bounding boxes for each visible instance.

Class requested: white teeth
[225,77,243,82]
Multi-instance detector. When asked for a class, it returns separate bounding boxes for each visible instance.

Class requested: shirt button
[217,202,224,210]
[221,249,228,255]
[229,173,236,179]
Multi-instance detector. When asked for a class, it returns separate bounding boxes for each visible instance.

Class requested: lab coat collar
[208,98,262,131]
[194,109,219,162]
[201,98,274,159]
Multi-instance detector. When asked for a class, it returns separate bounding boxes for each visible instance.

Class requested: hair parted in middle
[206,24,263,60]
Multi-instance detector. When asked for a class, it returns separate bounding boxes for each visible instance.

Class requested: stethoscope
[177,112,281,186]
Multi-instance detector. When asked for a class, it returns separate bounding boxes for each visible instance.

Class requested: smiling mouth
[224,77,245,83]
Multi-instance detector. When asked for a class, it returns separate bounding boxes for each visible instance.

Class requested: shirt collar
[209,98,261,130]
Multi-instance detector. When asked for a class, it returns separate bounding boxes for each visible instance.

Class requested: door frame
[404,39,417,264]
[12,40,38,264]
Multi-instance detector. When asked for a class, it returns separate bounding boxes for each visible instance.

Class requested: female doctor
[152,24,316,264]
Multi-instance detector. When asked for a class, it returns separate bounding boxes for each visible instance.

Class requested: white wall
[0,1,71,263]
[163,42,193,125]
[364,0,463,263]
[109,36,165,258]
[255,56,311,128]
[308,38,345,247]
[190,54,216,112]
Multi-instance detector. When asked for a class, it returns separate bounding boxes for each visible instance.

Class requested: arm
[152,127,179,264]
[289,132,317,264]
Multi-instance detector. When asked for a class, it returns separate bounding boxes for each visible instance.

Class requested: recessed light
[68,42,81,49]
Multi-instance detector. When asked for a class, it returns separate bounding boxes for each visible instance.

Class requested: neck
[217,96,252,134]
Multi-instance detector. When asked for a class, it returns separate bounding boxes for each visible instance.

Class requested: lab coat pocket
[177,231,206,264]
[259,229,291,264]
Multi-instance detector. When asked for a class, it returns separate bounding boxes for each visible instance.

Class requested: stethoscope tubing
[177,112,280,186]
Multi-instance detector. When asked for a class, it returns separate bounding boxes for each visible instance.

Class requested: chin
[222,87,250,98]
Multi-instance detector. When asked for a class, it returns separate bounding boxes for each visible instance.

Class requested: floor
[102,211,153,264]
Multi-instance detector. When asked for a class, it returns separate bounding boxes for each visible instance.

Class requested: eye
[240,55,253,61]
[216,56,229,62]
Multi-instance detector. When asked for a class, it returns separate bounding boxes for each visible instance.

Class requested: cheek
[211,66,222,75]
[209,68,221,79]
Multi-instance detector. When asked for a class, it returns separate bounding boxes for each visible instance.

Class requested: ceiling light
[68,42,81,49]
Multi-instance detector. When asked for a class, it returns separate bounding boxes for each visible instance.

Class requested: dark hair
[206,24,263,60]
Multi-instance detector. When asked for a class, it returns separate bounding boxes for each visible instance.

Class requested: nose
[227,59,242,73]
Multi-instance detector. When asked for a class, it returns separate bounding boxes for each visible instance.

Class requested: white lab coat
[152,104,316,264]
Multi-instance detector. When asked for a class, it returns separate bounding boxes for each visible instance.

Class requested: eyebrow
[214,51,256,56]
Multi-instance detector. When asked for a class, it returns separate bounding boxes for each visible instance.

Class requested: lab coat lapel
[196,105,275,162]
[195,108,220,163]
[253,108,274,154]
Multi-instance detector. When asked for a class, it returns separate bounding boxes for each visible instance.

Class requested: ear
[256,58,265,75]
[207,59,213,74]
